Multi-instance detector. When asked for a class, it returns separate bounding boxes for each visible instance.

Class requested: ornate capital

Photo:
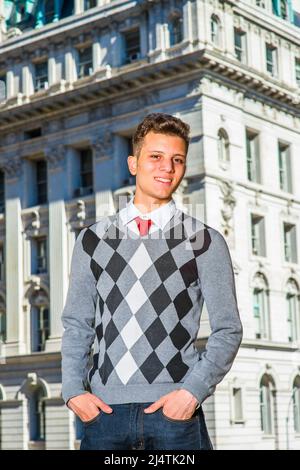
[2,157,24,180]
[45,145,66,170]
[91,130,113,160]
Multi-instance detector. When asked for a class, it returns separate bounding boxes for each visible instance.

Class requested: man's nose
[159,159,174,172]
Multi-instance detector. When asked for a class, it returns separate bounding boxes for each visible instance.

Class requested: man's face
[127,131,187,205]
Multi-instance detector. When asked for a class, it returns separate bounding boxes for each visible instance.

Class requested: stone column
[92,132,115,220]
[45,146,68,352]
[3,158,26,356]
[195,0,207,48]
[48,46,57,87]
[183,0,194,49]
[65,39,76,86]
[75,0,83,14]
[92,30,101,72]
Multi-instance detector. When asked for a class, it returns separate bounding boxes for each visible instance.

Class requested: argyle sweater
[61,208,243,405]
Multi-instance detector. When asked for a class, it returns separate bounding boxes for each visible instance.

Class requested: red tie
[134,216,153,236]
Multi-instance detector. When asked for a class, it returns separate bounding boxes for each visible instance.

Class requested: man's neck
[133,196,173,214]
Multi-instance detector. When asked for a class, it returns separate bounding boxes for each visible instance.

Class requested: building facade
[0,0,300,450]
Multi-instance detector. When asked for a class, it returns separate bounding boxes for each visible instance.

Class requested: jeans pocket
[160,407,199,424]
[83,411,102,427]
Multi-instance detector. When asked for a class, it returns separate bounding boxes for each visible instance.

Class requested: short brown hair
[132,113,190,157]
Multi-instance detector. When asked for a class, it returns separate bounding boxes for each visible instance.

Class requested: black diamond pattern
[140,351,164,383]
[180,258,198,287]
[104,319,119,349]
[90,258,103,282]
[145,317,168,349]
[170,323,190,350]
[106,285,123,314]
[166,352,189,382]
[99,352,114,385]
[103,226,124,251]
[82,228,100,256]
[96,323,103,342]
[105,252,127,282]
[88,352,99,382]
[149,284,172,315]
[173,290,193,319]
[154,251,178,282]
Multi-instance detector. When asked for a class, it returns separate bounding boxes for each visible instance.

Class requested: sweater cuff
[179,376,211,406]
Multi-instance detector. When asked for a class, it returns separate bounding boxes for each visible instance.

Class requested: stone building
[0,0,300,450]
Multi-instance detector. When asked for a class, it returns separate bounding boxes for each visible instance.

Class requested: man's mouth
[154,177,173,185]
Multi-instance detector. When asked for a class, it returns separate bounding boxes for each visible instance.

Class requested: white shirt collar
[119,196,177,230]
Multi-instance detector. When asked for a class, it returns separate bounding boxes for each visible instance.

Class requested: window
[0,74,6,103]
[74,149,93,197]
[124,29,141,64]
[246,130,261,183]
[233,387,244,422]
[84,0,97,9]
[24,128,42,140]
[37,238,47,274]
[44,0,55,24]
[31,305,50,352]
[283,223,298,263]
[211,15,220,46]
[29,386,46,441]
[0,311,5,344]
[293,378,300,433]
[295,58,300,86]
[0,244,4,282]
[260,375,275,435]
[287,292,299,343]
[234,28,247,63]
[0,171,5,214]
[36,160,48,205]
[253,274,269,339]
[77,47,93,79]
[266,45,278,77]
[251,215,266,257]
[122,137,136,186]
[280,0,288,19]
[278,142,292,192]
[218,129,230,165]
[169,15,183,46]
[34,62,48,92]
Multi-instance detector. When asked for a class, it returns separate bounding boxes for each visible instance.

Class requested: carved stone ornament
[45,145,66,170]
[92,130,112,160]
[220,180,236,236]
[3,157,24,180]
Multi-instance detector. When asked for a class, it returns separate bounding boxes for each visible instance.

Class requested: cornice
[0,48,299,133]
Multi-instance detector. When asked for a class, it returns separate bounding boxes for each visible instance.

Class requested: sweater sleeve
[179,229,243,405]
[61,227,98,405]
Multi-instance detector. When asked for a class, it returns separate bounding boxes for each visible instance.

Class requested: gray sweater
[61,209,243,405]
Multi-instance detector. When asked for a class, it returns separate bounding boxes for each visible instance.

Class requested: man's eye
[151,155,160,159]
[174,159,184,164]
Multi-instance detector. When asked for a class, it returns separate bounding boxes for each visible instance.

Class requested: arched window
[30,290,50,352]
[211,15,221,46]
[217,129,230,165]
[169,14,184,46]
[286,280,299,342]
[260,374,275,434]
[253,273,270,340]
[29,385,46,442]
[293,376,300,433]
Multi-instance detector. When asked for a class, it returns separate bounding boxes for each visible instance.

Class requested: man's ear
[127,155,137,176]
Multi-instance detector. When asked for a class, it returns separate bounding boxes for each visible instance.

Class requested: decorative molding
[91,130,113,160]
[2,157,24,180]
[45,144,67,170]
[219,180,236,237]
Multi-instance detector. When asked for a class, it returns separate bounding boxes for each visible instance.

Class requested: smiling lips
[154,177,173,185]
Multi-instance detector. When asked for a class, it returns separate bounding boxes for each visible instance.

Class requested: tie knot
[134,216,153,236]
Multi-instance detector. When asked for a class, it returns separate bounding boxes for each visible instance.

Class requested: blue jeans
[80,402,213,450]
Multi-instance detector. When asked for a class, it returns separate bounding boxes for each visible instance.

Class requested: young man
[61,113,243,450]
